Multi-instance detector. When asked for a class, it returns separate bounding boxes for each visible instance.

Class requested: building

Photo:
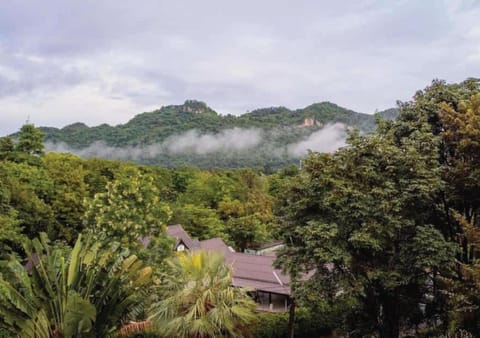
[166,224,292,312]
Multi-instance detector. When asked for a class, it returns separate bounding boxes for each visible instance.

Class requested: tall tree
[13,124,45,166]
[84,168,172,250]
[394,79,480,333]
[16,124,45,156]
[276,126,455,337]
[44,153,88,243]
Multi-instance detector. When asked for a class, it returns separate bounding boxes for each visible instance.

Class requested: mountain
[41,100,399,169]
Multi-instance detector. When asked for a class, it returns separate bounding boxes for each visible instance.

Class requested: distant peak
[181,100,211,113]
[61,122,88,131]
[305,101,340,109]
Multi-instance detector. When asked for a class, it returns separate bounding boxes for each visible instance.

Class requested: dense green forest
[34,101,399,169]
[0,78,480,337]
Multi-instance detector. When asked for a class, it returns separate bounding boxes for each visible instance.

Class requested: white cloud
[0,0,479,136]
[287,123,347,157]
[165,128,263,155]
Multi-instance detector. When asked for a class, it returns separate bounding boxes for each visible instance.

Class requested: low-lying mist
[45,124,347,161]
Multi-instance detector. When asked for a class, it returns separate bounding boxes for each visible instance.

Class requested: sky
[0,0,479,136]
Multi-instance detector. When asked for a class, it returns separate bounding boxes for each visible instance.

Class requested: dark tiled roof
[226,252,291,295]
[166,224,291,296]
[232,277,290,295]
[199,238,231,254]
[166,224,201,250]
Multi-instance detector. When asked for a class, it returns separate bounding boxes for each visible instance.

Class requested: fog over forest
[45,123,347,160]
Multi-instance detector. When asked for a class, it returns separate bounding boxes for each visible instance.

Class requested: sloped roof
[199,238,231,254]
[166,224,201,250]
[166,224,291,296]
[226,252,291,295]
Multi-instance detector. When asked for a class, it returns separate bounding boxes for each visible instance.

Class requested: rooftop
[166,225,291,296]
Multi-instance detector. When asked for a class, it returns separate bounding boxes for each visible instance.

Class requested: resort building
[166,224,292,312]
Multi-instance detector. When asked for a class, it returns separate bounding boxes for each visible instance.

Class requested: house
[166,224,292,312]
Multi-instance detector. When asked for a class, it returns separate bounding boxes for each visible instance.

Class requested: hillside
[41,100,399,168]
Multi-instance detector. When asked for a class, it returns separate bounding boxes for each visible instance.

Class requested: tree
[171,203,225,240]
[219,198,270,251]
[276,126,455,337]
[0,233,153,337]
[438,93,480,228]
[0,205,25,258]
[149,251,256,338]
[16,124,45,156]
[44,153,88,243]
[0,136,15,161]
[0,167,25,257]
[0,161,55,238]
[84,168,172,249]
[12,124,45,166]
[394,79,480,333]
[218,169,274,251]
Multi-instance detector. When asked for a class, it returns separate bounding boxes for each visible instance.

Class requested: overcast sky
[0,0,479,136]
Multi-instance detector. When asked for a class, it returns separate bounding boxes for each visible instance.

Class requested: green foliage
[0,137,15,161]
[12,124,45,166]
[84,168,172,248]
[250,313,288,338]
[82,157,123,197]
[16,124,45,156]
[0,171,25,256]
[38,100,399,169]
[276,122,456,337]
[172,203,225,240]
[0,161,55,238]
[0,209,24,258]
[44,153,88,243]
[0,233,153,337]
[250,307,339,338]
[388,78,480,334]
[149,251,257,338]
[169,168,276,250]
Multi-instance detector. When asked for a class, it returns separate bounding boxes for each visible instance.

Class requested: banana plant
[0,233,153,337]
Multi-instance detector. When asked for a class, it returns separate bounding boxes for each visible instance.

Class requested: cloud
[45,128,264,159]
[1,0,480,136]
[0,51,87,98]
[44,125,347,162]
[164,128,262,155]
[287,123,347,157]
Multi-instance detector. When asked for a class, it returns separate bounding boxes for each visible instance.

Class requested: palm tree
[149,251,256,338]
[0,233,153,337]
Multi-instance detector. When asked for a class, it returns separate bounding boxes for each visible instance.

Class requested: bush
[251,312,289,338]
[250,308,336,338]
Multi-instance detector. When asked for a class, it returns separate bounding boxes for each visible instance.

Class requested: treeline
[0,125,286,253]
[38,101,398,169]
[41,101,383,148]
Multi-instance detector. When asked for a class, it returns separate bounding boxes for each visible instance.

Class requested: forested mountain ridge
[35,100,399,168]
[41,102,393,142]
